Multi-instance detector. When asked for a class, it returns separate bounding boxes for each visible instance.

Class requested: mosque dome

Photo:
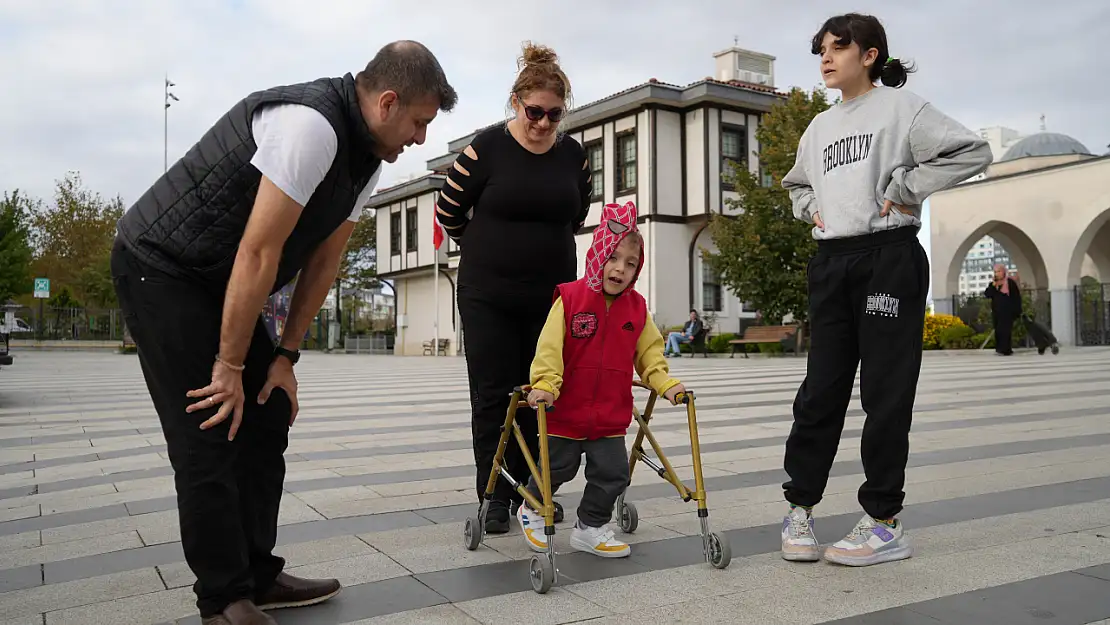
[1000,132,1092,162]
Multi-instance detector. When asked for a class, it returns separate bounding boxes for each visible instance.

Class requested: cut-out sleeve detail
[574,153,592,234]
[436,206,463,229]
[437,138,489,244]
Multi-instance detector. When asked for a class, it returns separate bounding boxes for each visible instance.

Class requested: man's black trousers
[111,239,290,617]
[783,226,929,521]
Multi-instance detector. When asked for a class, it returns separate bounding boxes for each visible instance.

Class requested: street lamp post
[164,75,179,173]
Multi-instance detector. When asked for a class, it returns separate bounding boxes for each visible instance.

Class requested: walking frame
[463,382,732,595]
[617,382,731,572]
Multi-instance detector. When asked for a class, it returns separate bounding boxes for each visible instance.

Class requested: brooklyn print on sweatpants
[780,85,993,520]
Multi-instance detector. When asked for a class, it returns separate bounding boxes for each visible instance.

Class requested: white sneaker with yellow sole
[570,523,630,558]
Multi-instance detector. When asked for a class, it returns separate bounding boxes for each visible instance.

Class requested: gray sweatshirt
[783,86,992,241]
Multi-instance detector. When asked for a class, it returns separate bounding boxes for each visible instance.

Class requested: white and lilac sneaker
[823,515,913,567]
[781,506,820,562]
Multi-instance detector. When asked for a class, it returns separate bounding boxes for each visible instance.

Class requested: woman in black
[984,263,1022,356]
[436,42,591,533]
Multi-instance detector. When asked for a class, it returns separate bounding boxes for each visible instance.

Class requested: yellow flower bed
[923,313,966,349]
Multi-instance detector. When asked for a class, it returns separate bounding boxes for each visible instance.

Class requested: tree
[339,213,378,291]
[0,190,35,302]
[703,87,831,326]
[29,171,124,307]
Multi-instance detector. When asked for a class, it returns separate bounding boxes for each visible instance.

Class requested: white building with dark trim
[370,46,786,356]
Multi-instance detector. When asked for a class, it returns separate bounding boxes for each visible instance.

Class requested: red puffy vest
[548,278,647,439]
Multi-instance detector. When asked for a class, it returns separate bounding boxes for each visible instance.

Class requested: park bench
[686,327,709,358]
[423,338,449,356]
[729,325,800,358]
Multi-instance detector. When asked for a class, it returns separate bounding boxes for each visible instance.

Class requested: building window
[616,132,637,193]
[701,262,723,313]
[390,212,402,256]
[721,125,747,188]
[405,207,417,252]
[585,140,604,201]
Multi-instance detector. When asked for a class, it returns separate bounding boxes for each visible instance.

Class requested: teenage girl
[779,13,993,567]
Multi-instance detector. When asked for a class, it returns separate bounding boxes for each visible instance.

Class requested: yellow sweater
[530,296,681,401]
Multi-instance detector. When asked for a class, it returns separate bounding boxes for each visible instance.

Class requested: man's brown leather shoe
[255,571,342,610]
[200,599,276,625]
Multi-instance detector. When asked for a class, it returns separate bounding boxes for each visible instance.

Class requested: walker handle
[674,390,694,404]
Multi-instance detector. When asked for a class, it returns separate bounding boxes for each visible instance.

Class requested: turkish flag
[433,213,445,250]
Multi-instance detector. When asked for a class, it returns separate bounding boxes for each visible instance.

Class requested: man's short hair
[356,40,458,112]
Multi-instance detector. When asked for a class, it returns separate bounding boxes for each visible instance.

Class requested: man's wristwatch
[274,346,300,366]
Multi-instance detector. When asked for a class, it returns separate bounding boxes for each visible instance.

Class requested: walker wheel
[529,555,555,594]
[1051,344,1060,355]
[463,517,482,551]
[707,532,732,569]
[619,501,639,534]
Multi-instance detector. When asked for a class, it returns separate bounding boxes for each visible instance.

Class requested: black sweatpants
[111,240,290,617]
[525,436,629,528]
[458,285,551,505]
[783,227,929,521]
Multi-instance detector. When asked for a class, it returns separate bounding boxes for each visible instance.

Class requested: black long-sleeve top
[984,278,1022,319]
[436,122,592,298]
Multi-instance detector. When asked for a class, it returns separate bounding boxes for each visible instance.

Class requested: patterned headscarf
[583,201,643,294]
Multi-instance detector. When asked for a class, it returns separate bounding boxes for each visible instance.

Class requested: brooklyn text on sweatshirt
[783,87,993,241]
[823,133,873,176]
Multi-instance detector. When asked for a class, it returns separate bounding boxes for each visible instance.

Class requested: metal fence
[10,306,125,341]
[9,305,395,352]
[343,334,394,354]
[1076,282,1110,346]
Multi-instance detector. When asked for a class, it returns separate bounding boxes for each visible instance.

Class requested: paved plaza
[0,348,1108,624]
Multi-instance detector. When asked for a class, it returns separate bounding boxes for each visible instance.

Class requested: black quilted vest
[117,73,381,295]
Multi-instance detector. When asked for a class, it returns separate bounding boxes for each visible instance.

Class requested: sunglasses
[522,104,565,123]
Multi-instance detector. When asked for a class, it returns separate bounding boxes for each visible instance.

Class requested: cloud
[2,0,1106,207]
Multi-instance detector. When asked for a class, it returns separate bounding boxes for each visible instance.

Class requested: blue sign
[33,278,49,299]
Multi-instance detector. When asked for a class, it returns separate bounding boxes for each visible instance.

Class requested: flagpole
[433,243,439,357]
[433,212,440,358]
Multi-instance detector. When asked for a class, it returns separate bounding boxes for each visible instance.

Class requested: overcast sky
[2,0,1107,281]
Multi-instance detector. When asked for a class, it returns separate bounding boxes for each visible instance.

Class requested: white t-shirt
[249,103,382,222]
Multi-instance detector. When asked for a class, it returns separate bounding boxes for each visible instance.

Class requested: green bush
[758,341,784,354]
[971,332,994,349]
[939,324,975,349]
[707,333,737,353]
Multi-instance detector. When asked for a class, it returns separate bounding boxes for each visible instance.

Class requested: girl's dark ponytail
[879,56,915,88]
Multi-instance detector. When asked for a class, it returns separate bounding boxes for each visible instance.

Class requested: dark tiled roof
[446,76,784,150]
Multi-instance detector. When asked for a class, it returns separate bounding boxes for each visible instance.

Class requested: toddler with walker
[518,200,685,558]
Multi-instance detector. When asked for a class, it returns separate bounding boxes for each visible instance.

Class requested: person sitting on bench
[665,309,702,357]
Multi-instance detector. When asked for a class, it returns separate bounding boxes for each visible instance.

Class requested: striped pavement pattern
[0,348,1108,624]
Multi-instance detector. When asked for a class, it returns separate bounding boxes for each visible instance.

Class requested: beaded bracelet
[215,355,245,371]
